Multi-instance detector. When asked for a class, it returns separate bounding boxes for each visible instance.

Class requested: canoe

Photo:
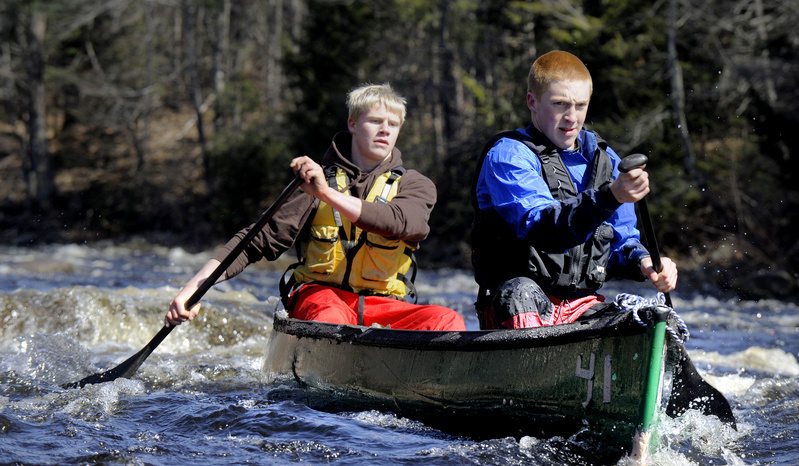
[262,305,678,461]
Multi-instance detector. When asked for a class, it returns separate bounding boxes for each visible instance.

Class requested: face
[527,79,591,150]
[348,103,402,171]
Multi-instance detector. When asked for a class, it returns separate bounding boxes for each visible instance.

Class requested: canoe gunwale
[272,307,671,352]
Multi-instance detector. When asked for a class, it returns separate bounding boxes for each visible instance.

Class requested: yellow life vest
[286,167,417,302]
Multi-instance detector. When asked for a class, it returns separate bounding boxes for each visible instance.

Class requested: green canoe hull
[262,307,673,460]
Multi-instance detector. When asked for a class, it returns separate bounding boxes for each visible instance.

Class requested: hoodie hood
[322,131,404,181]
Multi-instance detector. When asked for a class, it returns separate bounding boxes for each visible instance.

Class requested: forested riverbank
[1,0,797,300]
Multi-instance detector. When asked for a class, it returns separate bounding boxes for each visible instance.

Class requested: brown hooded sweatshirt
[212,131,437,281]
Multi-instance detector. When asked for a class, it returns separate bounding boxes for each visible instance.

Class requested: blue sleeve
[476,138,558,239]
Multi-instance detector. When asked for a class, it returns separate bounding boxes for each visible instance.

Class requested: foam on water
[651,409,751,465]
[2,331,94,387]
[61,378,146,419]
[343,409,438,433]
[699,346,799,377]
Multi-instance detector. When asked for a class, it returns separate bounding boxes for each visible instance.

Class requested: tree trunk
[668,0,702,190]
[213,0,231,133]
[183,0,209,188]
[266,0,283,116]
[133,0,155,173]
[23,6,53,212]
[668,0,733,232]
[432,0,452,165]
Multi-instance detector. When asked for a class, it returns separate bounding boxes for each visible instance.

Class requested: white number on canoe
[575,353,613,408]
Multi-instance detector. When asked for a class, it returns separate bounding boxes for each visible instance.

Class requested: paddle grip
[618,153,648,173]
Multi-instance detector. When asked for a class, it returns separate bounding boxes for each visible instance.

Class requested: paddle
[63,175,304,389]
[619,154,736,428]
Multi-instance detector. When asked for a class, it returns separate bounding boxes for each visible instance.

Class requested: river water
[1,242,797,465]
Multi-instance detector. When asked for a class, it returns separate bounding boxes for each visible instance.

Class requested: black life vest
[470,128,615,297]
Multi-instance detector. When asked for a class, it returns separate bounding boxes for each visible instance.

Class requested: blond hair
[347,83,407,126]
[528,51,593,98]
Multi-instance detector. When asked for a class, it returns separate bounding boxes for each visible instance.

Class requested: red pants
[502,294,604,328]
[288,284,465,331]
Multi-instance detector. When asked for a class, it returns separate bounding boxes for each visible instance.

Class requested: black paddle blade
[62,356,139,389]
[62,325,173,389]
[666,344,737,429]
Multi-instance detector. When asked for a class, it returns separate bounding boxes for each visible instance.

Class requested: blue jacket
[472,125,649,295]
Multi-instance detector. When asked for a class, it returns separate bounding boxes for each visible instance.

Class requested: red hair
[528,51,593,97]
